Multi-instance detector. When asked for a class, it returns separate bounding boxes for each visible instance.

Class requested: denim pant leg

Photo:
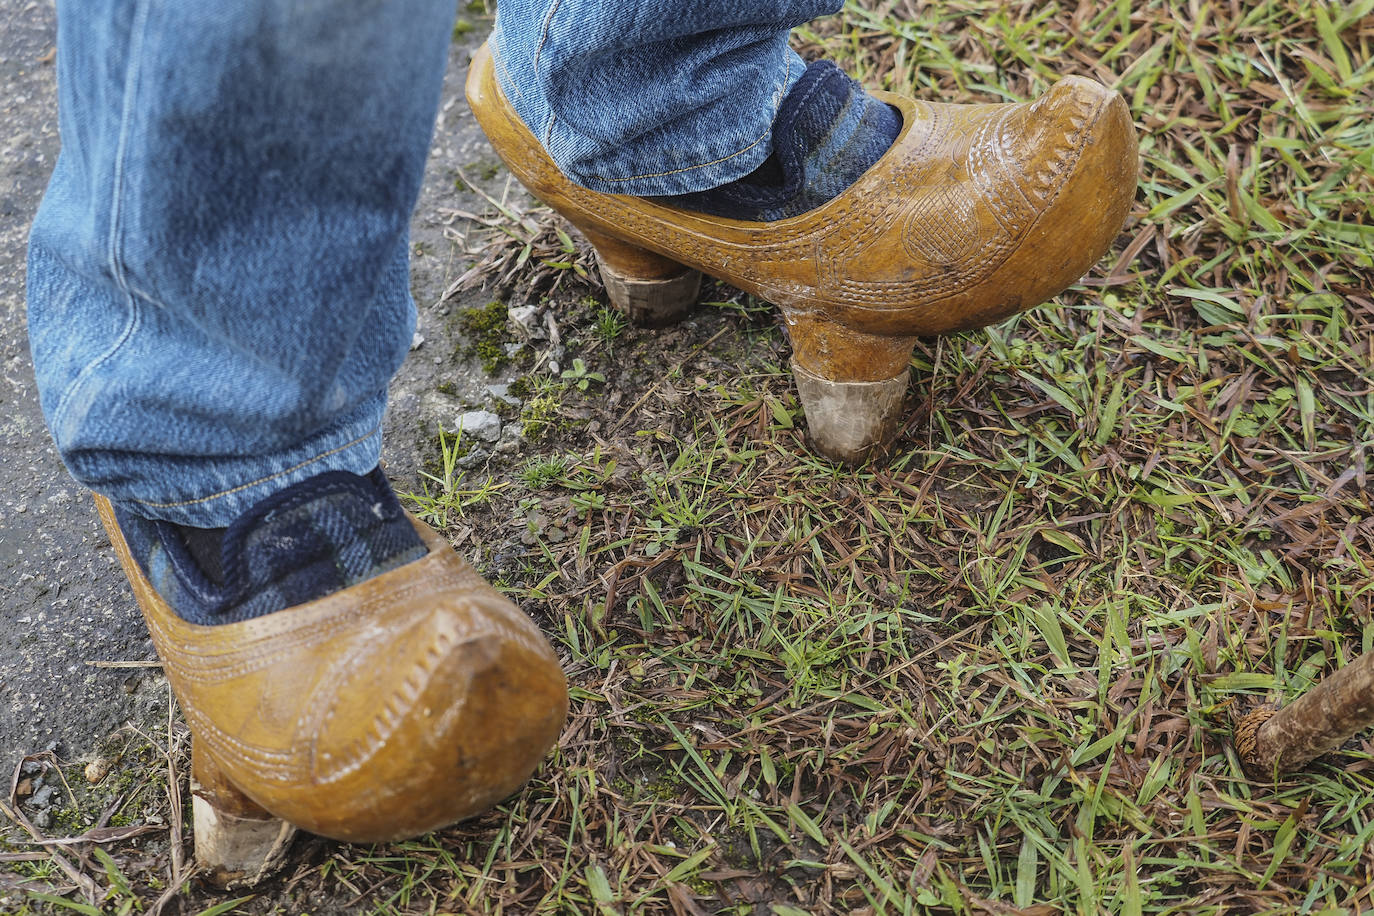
[492,0,843,196]
[26,0,455,527]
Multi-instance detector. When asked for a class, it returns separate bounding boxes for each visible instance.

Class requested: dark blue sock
[656,61,902,222]
[114,468,427,625]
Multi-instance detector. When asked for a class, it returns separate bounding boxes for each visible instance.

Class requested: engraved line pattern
[486,53,1111,315]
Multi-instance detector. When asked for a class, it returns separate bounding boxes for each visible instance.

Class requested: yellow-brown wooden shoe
[465,42,1138,462]
[95,495,567,885]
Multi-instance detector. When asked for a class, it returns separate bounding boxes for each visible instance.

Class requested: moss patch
[454,299,511,374]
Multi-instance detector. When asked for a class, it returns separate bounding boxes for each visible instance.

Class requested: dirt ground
[5,2,1372,914]
[0,6,764,911]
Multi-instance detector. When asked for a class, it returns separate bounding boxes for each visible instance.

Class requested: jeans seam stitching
[129,425,381,510]
[530,0,562,84]
[531,0,563,148]
[50,0,152,436]
[583,49,793,184]
[493,36,558,147]
[490,37,526,104]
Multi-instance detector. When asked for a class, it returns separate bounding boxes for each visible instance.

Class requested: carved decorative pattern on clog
[466,43,1138,384]
[901,184,986,267]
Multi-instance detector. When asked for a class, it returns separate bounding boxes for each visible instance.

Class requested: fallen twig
[1236,651,1374,775]
[85,659,163,669]
[34,824,164,847]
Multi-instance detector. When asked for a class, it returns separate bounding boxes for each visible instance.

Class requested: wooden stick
[1236,651,1374,774]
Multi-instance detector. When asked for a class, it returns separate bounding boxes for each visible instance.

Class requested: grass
[5,0,1372,912]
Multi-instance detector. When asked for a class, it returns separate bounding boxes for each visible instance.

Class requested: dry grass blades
[3,0,1372,912]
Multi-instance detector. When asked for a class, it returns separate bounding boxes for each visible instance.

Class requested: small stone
[487,383,521,407]
[410,331,425,350]
[455,410,501,443]
[30,785,57,808]
[85,758,111,785]
[544,311,562,349]
[508,304,540,335]
[494,423,524,455]
[32,810,51,830]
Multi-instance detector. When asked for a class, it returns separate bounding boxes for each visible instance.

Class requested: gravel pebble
[84,757,111,784]
[455,409,501,443]
[508,304,540,336]
[487,383,521,407]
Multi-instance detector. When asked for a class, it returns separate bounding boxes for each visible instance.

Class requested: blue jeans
[492,0,841,194]
[28,0,835,527]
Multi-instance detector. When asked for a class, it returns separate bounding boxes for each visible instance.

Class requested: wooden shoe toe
[96,495,568,848]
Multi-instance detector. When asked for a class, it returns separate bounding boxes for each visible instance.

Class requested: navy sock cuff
[115,468,426,626]
[657,60,900,221]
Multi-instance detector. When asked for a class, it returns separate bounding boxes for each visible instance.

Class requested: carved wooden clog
[96,495,567,887]
[466,42,1137,462]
